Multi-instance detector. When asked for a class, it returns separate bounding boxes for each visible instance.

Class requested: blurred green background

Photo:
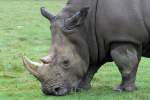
[0,0,150,100]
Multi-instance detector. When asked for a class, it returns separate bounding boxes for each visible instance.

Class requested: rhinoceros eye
[62,60,70,68]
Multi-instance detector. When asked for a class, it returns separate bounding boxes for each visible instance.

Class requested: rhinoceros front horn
[22,56,42,79]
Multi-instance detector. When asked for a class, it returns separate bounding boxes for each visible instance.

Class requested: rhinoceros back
[95,0,150,46]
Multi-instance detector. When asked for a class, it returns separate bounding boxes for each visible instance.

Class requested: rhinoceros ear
[40,7,55,22]
[64,7,89,30]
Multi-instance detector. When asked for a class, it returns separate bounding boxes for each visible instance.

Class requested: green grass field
[0,0,150,100]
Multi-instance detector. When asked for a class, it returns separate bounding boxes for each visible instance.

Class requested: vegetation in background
[0,0,150,100]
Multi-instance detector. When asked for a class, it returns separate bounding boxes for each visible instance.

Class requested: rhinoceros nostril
[53,87,68,96]
[54,87,61,93]
[54,87,60,92]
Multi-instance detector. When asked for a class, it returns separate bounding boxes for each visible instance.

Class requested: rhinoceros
[23,0,150,96]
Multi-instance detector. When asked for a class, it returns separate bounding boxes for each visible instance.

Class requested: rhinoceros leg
[77,65,101,90]
[111,43,141,92]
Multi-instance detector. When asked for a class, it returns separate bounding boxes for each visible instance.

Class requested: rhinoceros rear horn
[40,7,55,22]
[22,56,42,79]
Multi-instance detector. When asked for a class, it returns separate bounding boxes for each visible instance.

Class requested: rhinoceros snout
[42,86,69,96]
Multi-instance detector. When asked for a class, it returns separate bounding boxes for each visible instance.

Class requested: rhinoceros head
[23,7,89,96]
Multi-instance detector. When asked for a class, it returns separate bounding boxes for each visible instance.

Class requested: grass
[0,0,150,100]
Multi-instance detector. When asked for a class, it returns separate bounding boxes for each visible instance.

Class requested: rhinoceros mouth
[43,86,70,96]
